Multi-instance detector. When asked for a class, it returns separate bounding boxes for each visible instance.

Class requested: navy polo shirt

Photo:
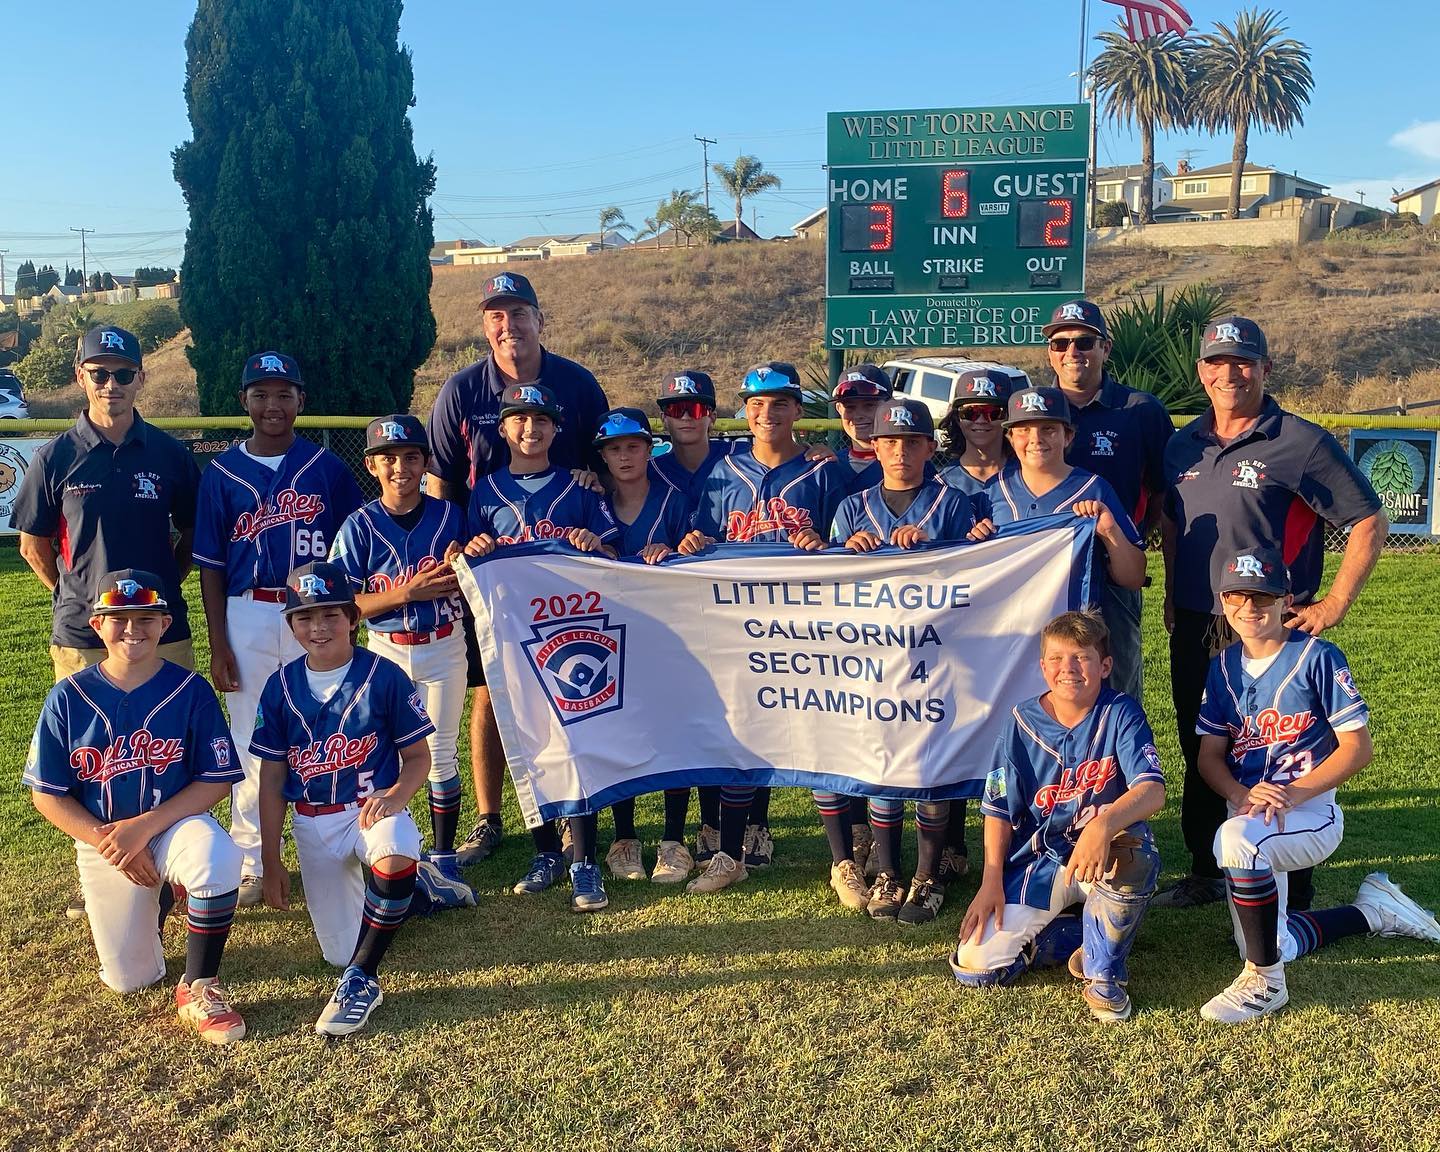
[1163,396,1381,615]
[426,347,609,492]
[1061,373,1173,527]
[10,411,200,648]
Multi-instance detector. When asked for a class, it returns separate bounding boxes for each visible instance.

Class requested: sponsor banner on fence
[1349,428,1438,537]
[456,516,1095,827]
[0,437,47,537]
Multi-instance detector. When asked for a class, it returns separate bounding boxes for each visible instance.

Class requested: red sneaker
[176,978,246,1045]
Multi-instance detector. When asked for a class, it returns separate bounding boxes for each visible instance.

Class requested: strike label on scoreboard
[825,104,1089,350]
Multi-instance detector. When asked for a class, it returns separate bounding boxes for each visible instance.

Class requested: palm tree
[656,189,701,247]
[633,216,662,249]
[1190,8,1314,219]
[597,205,632,251]
[1089,25,1193,225]
[711,155,780,241]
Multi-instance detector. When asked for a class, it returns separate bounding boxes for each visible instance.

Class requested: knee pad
[1031,910,1083,969]
[1099,834,1161,900]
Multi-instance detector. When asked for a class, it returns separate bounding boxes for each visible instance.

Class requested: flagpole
[1077,0,1089,103]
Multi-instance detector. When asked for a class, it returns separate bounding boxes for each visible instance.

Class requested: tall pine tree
[174,0,437,415]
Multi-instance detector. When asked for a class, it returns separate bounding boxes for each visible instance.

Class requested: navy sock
[946,800,969,855]
[663,789,690,843]
[1227,866,1281,967]
[749,786,772,828]
[183,888,238,983]
[571,813,599,865]
[869,802,902,877]
[351,861,416,977]
[914,801,949,881]
[848,795,868,824]
[611,798,637,841]
[813,791,852,864]
[532,822,562,855]
[1287,905,1371,958]
[428,774,462,854]
[720,786,754,858]
[698,786,721,829]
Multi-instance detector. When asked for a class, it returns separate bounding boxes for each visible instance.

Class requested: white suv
[0,370,29,419]
[882,358,1031,421]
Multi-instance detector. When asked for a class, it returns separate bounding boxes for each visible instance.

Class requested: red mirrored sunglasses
[661,400,711,421]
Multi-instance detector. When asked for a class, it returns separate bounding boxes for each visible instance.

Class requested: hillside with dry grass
[34,234,1440,421]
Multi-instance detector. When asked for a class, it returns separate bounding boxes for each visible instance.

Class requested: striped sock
[914,800,950,882]
[351,861,417,977]
[719,786,754,858]
[183,888,238,982]
[428,774,462,854]
[813,790,853,864]
[867,798,903,877]
[1287,905,1371,958]
[1227,866,1281,967]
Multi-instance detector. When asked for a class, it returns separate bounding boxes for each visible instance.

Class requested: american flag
[1100,0,1193,40]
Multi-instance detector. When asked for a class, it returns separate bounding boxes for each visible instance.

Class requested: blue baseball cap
[481,271,539,309]
[242,350,304,389]
[79,326,141,367]
[872,398,935,439]
[658,370,717,407]
[1003,386,1075,429]
[954,367,1018,404]
[1200,315,1269,362]
[92,569,168,615]
[499,382,564,423]
[1042,299,1109,339]
[365,413,429,456]
[1218,546,1290,596]
[832,363,892,402]
[740,361,803,401]
[594,407,654,446]
[283,561,357,617]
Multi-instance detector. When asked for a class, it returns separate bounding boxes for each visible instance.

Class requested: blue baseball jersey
[980,687,1165,910]
[649,439,747,506]
[938,463,998,522]
[24,662,242,824]
[834,447,883,496]
[692,451,851,544]
[603,482,692,557]
[329,495,468,635]
[831,477,980,544]
[467,467,619,546]
[250,647,436,805]
[1196,631,1369,794]
[193,438,365,595]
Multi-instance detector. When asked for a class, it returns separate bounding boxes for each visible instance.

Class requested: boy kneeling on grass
[25,570,248,1044]
[1195,545,1440,1023]
[253,561,438,1036]
[951,610,1165,1023]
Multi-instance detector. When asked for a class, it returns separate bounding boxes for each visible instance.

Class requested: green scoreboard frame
[825,104,1090,350]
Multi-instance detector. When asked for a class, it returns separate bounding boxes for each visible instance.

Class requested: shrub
[13,340,73,392]
[1104,283,1227,414]
[1094,200,1128,228]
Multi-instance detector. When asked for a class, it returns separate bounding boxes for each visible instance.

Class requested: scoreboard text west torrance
[825,104,1090,350]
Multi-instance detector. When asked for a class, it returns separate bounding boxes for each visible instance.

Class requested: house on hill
[1093,163,1173,217]
[1153,161,1326,221]
[791,208,826,241]
[1391,178,1440,224]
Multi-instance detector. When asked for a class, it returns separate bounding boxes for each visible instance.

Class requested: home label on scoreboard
[825,104,1089,349]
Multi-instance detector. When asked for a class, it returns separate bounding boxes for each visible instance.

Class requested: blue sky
[2,1,1437,291]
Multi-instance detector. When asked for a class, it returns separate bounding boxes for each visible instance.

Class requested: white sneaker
[605,838,646,881]
[1354,872,1440,942]
[686,851,748,894]
[651,840,694,884]
[1200,963,1289,1023]
[236,876,264,908]
[829,859,870,912]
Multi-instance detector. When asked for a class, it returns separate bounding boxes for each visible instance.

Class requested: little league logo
[257,354,286,373]
[523,613,626,727]
[1334,668,1360,700]
[211,738,231,769]
[1231,459,1266,489]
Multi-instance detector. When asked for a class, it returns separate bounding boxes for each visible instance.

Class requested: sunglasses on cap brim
[94,586,168,611]
[834,381,889,400]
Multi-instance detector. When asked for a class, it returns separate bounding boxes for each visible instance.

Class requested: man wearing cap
[1154,315,1387,910]
[12,325,201,682]
[1043,300,1174,702]
[193,350,365,905]
[426,272,610,870]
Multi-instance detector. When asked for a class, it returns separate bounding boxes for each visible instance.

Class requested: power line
[694,135,716,211]
[70,227,93,282]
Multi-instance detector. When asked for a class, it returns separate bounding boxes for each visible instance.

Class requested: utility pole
[695,135,716,211]
[1077,0,1089,103]
[70,226,94,283]
[0,250,8,297]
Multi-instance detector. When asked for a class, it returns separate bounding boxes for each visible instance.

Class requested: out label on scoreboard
[825,104,1090,350]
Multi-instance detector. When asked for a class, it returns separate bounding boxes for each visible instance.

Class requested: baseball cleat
[605,838,646,881]
[176,977,247,1045]
[693,823,721,865]
[569,861,610,912]
[1200,963,1288,1023]
[937,847,970,885]
[316,966,383,1037]
[686,851,748,894]
[830,859,871,912]
[1353,872,1440,942]
[1081,978,1132,1023]
[512,852,565,895]
[867,872,905,920]
[850,823,874,877]
[897,878,945,927]
[1067,947,1086,980]
[1151,874,1226,909]
[742,824,774,869]
[65,892,87,921]
[456,821,502,867]
[236,876,265,908]
[415,858,477,910]
[650,840,694,884]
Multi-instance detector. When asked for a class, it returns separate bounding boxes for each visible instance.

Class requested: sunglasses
[834,381,888,401]
[958,404,1005,423]
[1221,590,1281,607]
[83,366,138,386]
[95,585,165,609]
[661,400,711,421]
[1048,335,1099,353]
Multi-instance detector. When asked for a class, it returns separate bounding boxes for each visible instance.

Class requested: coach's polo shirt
[1061,373,1173,527]
[9,411,199,648]
[426,348,609,491]
[1163,396,1381,615]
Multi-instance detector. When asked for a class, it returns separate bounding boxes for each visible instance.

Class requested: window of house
[1182,180,1208,196]
[1241,176,1257,194]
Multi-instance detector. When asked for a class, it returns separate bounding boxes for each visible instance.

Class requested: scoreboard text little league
[825,104,1090,350]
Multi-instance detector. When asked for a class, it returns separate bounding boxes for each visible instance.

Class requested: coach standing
[12,325,200,680]
[425,271,609,866]
[1154,315,1386,909]
[1044,299,1172,702]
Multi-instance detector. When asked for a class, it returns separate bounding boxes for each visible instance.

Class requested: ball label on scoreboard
[826,104,1089,350]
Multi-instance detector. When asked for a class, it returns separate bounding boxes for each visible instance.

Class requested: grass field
[2,546,1438,1152]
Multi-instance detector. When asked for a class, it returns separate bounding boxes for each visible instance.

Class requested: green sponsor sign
[826,104,1089,350]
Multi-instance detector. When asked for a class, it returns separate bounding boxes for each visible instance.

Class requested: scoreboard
[825,104,1089,350]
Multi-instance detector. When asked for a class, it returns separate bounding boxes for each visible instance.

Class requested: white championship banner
[456,516,1096,827]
